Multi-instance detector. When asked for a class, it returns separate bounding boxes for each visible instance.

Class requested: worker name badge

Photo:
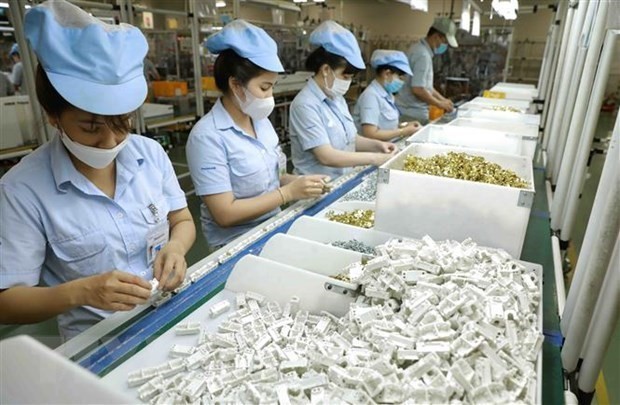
[145,203,169,265]
[146,221,169,265]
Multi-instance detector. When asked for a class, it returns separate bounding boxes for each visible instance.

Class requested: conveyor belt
[78,166,376,376]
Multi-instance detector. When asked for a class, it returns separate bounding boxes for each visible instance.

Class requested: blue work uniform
[353,79,399,133]
[396,39,434,124]
[289,78,357,179]
[186,99,281,247]
[0,134,187,341]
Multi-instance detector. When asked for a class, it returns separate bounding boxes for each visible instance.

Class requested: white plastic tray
[375,143,535,257]
[406,124,530,159]
[457,108,541,126]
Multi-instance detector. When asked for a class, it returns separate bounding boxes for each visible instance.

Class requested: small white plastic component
[169,344,195,358]
[209,300,231,318]
[175,321,201,335]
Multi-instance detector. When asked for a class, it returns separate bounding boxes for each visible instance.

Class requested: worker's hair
[213,49,265,93]
[427,27,444,38]
[35,65,132,134]
[375,65,407,76]
[306,47,363,75]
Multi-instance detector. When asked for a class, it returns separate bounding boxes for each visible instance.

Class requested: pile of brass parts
[491,105,523,113]
[402,152,530,189]
[325,209,375,229]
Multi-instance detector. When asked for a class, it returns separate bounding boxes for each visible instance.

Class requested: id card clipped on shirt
[146,203,169,266]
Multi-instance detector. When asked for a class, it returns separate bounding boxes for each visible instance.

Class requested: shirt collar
[370,79,392,101]
[421,38,434,58]
[212,97,276,143]
[50,133,144,194]
[307,77,328,103]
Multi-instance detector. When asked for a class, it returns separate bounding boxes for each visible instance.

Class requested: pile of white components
[128,236,543,404]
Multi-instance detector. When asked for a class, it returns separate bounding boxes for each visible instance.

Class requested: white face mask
[324,69,352,98]
[59,128,129,169]
[234,87,275,120]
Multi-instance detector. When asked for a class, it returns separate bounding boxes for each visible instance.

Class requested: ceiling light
[472,10,480,36]
[492,0,518,20]
[410,0,428,12]
[460,0,470,32]
[215,0,226,7]
[293,0,308,3]
[0,2,8,7]
[313,0,325,2]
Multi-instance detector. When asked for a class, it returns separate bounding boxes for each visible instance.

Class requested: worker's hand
[281,175,329,202]
[77,270,152,311]
[376,141,397,154]
[154,240,187,291]
[440,100,454,113]
[371,150,398,166]
[402,121,422,136]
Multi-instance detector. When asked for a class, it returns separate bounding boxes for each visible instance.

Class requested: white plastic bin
[374,143,535,257]
[405,124,532,159]
[457,108,541,126]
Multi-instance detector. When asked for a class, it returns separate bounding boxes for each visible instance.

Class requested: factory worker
[186,20,327,249]
[396,18,457,124]
[289,21,397,179]
[0,0,195,341]
[8,43,24,93]
[353,49,421,141]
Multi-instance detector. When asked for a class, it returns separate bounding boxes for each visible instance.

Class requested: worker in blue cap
[186,20,328,250]
[0,0,195,341]
[353,49,422,141]
[396,17,457,124]
[289,21,397,179]
[8,43,24,93]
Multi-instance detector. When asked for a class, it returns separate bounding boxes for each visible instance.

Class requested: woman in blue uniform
[0,0,195,341]
[187,20,327,249]
[289,21,397,179]
[353,50,421,141]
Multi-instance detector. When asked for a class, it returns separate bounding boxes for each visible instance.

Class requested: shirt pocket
[229,157,267,199]
[380,104,399,122]
[48,230,109,278]
[140,198,170,224]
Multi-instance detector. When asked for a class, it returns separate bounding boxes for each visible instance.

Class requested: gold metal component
[401,152,530,189]
[325,209,375,229]
[331,273,352,282]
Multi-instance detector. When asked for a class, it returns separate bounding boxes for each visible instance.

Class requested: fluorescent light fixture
[410,0,428,12]
[293,0,308,3]
[472,10,480,36]
[215,0,226,6]
[492,0,518,20]
[313,0,325,2]
[460,0,470,32]
[0,2,8,7]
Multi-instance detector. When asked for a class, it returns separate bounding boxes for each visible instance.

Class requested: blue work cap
[24,0,148,115]
[370,50,412,76]
[205,19,284,73]
[309,21,365,70]
[9,43,19,56]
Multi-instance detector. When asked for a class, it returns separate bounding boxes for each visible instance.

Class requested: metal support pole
[549,0,599,184]
[545,0,595,182]
[550,2,607,232]
[538,1,564,98]
[542,0,575,148]
[8,0,51,145]
[561,125,620,372]
[189,0,205,118]
[560,29,618,241]
[577,233,620,395]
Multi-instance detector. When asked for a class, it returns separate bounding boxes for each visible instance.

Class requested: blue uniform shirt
[353,79,400,133]
[396,39,434,122]
[0,134,187,341]
[186,99,281,247]
[289,78,357,178]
